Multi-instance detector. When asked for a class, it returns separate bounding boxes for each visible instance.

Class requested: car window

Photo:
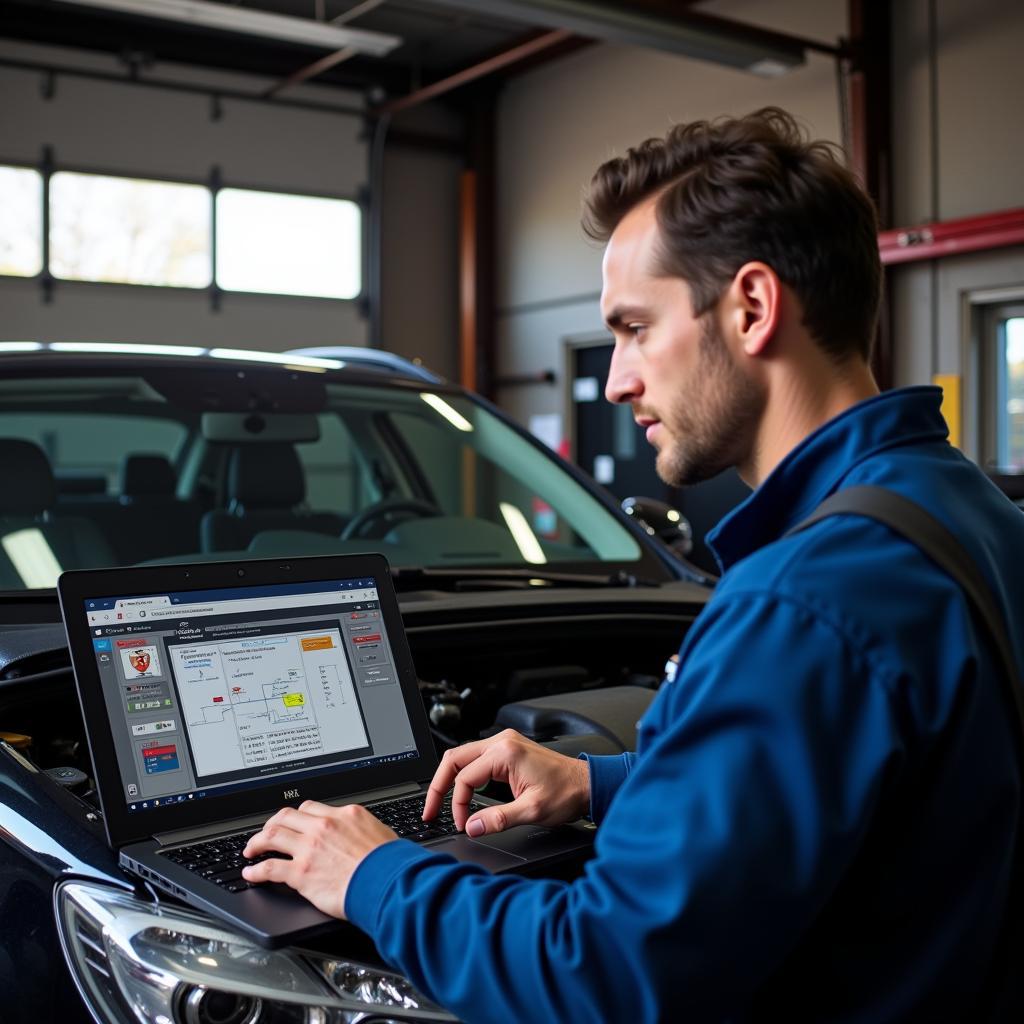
[0,367,657,590]
[297,413,379,514]
[387,398,640,563]
[0,412,187,495]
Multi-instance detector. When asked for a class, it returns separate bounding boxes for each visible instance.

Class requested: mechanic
[242,108,1024,1021]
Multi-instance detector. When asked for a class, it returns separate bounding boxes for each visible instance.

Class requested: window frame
[0,155,365,305]
[976,299,1024,470]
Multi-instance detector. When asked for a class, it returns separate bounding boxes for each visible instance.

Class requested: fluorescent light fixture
[50,342,207,356]
[746,58,794,77]
[208,347,343,369]
[2,528,63,589]
[57,0,402,56]
[0,341,43,352]
[433,0,805,75]
[419,393,474,432]
[499,503,547,565]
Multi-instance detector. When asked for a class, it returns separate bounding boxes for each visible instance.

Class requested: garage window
[997,313,1024,469]
[1,164,362,302]
[0,165,43,278]
[216,188,361,299]
[49,171,212,288]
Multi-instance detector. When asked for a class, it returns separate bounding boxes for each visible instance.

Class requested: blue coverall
[346,386,1024,1022]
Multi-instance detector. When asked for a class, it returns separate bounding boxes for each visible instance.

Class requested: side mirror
[621,496,693,557]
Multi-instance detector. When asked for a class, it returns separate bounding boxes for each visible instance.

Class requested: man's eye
[628,324,648,338]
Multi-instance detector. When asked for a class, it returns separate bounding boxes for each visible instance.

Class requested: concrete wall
[493,0,1024,467]
[0,37,460,369]
[493,0,846,434]
[889,0,1024,466]
[380,103,462,380]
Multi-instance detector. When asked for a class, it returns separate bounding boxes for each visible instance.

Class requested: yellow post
[933,374,962,449]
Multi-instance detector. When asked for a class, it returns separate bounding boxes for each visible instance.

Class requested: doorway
[569,340,750,575]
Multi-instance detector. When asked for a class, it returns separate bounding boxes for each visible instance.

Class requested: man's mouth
[635,414,660,445]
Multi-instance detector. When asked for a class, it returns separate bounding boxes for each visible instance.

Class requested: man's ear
[726,262,781,357]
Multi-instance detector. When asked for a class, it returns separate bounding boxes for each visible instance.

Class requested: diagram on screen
[169,629,368,779]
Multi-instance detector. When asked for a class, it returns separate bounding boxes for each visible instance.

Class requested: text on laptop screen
[82,577,417,813]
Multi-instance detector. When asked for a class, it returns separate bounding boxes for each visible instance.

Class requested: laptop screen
[82,576,418,816]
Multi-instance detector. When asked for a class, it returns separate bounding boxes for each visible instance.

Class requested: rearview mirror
[201,412,321,443]
[621,496,693,556]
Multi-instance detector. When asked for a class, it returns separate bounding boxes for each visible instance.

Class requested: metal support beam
[0,55,365,118]
[412,0,843,69]
[458,91,497,399]
[846,0,892,228]
[376,28,575,116]
[459,168,479,393]
[262,0,386,97]
[846,0,893,390]
[262,46,358,98]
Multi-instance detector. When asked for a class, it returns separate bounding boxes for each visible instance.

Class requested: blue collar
[706,386,949,572]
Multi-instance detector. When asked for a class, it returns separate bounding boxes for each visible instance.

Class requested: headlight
[56,881,457,1024]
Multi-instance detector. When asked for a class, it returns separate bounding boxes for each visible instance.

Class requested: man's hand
[423,729,590,837]
[241,801,397,919]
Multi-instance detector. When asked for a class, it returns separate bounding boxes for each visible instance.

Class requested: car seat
[0,438,118,586]
[200,443,344,552]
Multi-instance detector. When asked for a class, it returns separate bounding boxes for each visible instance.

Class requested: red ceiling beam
[879,208,1024,266]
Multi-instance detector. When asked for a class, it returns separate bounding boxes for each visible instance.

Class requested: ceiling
[0,0,825,109]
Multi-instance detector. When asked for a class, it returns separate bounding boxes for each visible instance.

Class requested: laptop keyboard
[160,794,484,892]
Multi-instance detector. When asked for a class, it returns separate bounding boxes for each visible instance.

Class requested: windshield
[0,364,664,591]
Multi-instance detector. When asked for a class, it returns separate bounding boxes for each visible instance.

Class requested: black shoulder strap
[787,484,1024,1017]
[785,484,1024,740]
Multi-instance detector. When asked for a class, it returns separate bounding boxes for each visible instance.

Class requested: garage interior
[3,3,1024,1021]
[3,0,1023,570]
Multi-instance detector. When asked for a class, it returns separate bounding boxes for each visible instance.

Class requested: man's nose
[605,347,643,405]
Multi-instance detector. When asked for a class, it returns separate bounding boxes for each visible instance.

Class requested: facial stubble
[654,316,766,487]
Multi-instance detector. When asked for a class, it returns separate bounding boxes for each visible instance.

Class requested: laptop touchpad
[427,835,525,870]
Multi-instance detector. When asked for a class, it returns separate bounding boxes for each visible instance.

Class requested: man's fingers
[450,752,506,828]
[423,738,493,820]
[243,822,303,859]
[297,799,338,818]
[242,854,293,885]
[464,797,533,838]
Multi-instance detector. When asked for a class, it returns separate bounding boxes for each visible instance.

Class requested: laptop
[59,552,593,948]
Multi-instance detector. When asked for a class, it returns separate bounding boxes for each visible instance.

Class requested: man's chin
[656,449,724,488]
[654,450,686,488]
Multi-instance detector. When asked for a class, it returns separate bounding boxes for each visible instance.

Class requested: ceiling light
[56,0,402,56]
[433,0,805,75]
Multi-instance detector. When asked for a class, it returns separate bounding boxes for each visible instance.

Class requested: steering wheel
[341,498,441,540]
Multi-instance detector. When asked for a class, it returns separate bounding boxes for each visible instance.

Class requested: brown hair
[583,107,881,362]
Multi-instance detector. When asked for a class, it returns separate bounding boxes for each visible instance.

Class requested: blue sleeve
[345,591,907,1023]
[579,751,634,821]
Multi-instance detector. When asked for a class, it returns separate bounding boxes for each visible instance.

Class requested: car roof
[0,343,450,390]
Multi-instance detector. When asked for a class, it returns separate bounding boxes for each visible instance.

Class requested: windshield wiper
[390,567,661,591]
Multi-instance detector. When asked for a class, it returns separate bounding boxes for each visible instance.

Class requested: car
[0,342,711,1023]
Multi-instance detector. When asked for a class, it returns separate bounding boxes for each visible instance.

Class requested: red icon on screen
[128,650,151,673]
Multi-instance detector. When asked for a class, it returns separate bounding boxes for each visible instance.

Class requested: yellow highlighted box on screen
[283,694,305,707]
[300,636,334,651]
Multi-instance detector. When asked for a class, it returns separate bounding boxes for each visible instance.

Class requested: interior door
[570,342,750,574]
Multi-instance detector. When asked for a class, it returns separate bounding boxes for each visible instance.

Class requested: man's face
[601,200,764,486]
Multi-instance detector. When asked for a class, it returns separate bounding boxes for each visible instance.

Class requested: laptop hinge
[153,782,422,847]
